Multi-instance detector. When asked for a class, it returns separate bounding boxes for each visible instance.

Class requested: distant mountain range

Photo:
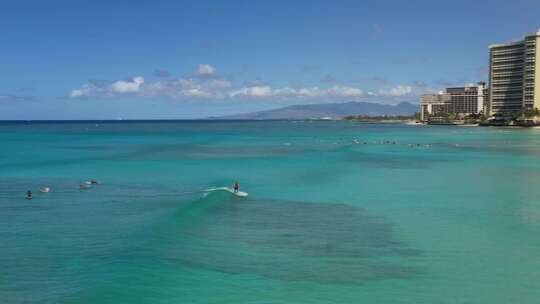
[220,101,418,120]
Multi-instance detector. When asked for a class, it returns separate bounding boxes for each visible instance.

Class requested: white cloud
[69,74,232,100]
[144,77,232,99]
[196,64,216,76]
[327,86,364,97]
[69,77,144,98]
[70,76,372,101]
[379,85,413,97]
[230,86,273,97]
[69,83,105,98]
[69,89,85,98]
[111,76,144,93]
[229,85,367,99]
[68,64,435,103]
[376,84,438,100]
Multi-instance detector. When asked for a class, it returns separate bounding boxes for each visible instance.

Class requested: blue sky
[0,0,539,119]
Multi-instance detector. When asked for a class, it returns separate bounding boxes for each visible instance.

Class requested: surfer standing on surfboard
[233,181,240,193]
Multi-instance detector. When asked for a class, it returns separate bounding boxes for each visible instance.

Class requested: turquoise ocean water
[1,121,540,303]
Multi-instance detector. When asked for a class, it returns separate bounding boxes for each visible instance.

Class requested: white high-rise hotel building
[489,30,540,115]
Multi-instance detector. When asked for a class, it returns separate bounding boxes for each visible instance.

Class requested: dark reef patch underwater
[157,192,423,285]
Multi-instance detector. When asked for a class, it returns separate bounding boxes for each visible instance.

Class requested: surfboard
[205,187,248,198]
[39,187,51,193]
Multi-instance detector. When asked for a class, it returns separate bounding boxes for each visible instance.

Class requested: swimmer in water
[26,190,32,200]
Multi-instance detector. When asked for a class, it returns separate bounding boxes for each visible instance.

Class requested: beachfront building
[446,83,488,115]
[420,83,488,122]
[488,30,540,115]
[420,93,450,122]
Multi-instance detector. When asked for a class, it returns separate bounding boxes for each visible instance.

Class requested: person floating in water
[232,181,240,193]
[26,190,32,200]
